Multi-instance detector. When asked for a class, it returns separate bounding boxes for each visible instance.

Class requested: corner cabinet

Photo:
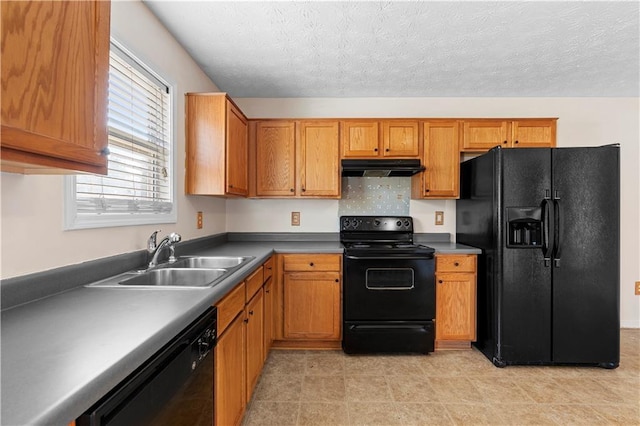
[412,121,460,199]
[1,0,111,175]
[252,120,340,198]
[461,119,557,152]
[185,93,248,196]
[435,254,477,349]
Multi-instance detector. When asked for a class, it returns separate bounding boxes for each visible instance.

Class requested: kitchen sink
[118,268,228,288]
[168,256,254,269]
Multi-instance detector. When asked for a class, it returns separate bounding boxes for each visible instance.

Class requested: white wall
[231,97,640,327]
[0,1,222,279]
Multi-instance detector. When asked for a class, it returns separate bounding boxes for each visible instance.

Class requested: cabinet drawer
[245,266,264,301]
[283,254,341,272]
[263,257,274,282]
[436,255,476,272]
[216,282,246,335]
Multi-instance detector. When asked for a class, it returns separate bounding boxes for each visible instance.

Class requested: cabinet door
[256,121,296,196]
[226,102,248,196]
[297,121,340,197]
[284,272,341,340]
[263,278,273,359]
[215,313,246,426]
[511,119,557,148]
[382,121,419,157]
[461,120,510,152]
[245,289,264,403]
[1,0,110,174]
[435,272,476,341]
[341,121,380,157]
[421,121,459,198]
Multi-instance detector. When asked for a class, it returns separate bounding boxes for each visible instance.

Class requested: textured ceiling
[143,1,640,97]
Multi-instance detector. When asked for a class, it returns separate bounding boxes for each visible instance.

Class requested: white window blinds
[67,43,174,229]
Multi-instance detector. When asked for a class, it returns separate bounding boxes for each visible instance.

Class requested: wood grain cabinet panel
[263,277,274,359]
[297,121,340,197]
[412,121,460,199]
[283,254,342,272]
[216,282,246,335]
[214,312,246,426]
[461,119,557,151]
[435,254,477,348]
[341,121,380,157]
[255,121,296,196]
[185,93,248,196]
[245,266,264,302]
[1,0,110,174]
[511,119,557,148]
[382,120,419,157]
[245,288,264,403]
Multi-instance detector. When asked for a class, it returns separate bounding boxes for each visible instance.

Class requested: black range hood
[341,159,425,177]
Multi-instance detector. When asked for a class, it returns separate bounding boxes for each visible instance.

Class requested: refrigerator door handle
[541,198,553,266]
[553,197,562,267]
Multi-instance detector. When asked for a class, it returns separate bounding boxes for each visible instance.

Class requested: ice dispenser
[507,207,542,247]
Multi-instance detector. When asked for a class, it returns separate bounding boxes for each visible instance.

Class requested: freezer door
[499,148,553,364]
[551,146,620,366]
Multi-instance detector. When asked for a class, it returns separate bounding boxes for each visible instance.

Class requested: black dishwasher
[78,307,216,426]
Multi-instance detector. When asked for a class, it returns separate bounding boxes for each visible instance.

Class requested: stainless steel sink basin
[118,268,228,288]
[168,256,254,269]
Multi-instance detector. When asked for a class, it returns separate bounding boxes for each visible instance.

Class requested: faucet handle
[147,229,161,252]
[168,232,182,243]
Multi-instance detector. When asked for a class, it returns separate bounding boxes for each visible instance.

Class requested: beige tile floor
[242,329,639,425]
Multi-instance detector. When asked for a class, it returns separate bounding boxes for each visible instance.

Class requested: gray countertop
[0,239,479,426]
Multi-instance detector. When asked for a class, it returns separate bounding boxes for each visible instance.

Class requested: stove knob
[396,220,402,227]
[373,219,380,227]
[404,220,410,227]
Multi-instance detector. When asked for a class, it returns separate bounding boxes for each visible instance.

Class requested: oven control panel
[340,216,413,232]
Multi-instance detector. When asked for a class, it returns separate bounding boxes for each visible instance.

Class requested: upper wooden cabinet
[186,93,248,196]
[461,119,557,152]
[255,121,296,196]
[382,121,419,156]
[252,120,340,198]
[297,121,340,197]
[1,0,111,175]
[341,120,419,158]
[412,121,460,199]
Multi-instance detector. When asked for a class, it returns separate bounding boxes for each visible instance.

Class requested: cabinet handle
[425,189,430,193]
[385,148,389,152]
[335,279,339,283]
[302,188,306,192]
[290,188,294,192]
[309,262,314,267]
[438,280,443,284]
[249,310,254,315]
[265,290,270,294]
[514,140,519,144]
[454,262,459,266]
[99,147,111,156]
[229,184,233,188]
[503,140,508,144]
[244,318,249,323]
[374,148,378,152]
[267,267,272,270]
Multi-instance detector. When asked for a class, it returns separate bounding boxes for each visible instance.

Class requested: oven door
[343,253,435,321]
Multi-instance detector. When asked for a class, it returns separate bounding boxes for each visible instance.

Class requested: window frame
[64,39,177,230]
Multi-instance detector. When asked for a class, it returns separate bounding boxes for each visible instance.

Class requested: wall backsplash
[338,177,411,216]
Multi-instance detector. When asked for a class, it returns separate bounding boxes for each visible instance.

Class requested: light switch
[435,211,444,226]
[291,211,300,226]
[197,211,203,229]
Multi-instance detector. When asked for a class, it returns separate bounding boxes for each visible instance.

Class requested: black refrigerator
[456,145,620,368]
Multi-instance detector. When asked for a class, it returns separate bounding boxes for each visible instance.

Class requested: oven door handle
[345,255,433,261]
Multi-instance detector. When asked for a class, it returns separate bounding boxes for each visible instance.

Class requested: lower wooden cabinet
[263,278,274,359]
[283,271,341,340]
[435,254,477,349]
[245,288,264,403]
[214,311,246,426]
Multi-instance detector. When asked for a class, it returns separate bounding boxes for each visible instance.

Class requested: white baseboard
[620,320,640,328]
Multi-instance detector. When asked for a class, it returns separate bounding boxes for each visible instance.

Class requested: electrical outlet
[435,211,444,226]
[635,281,640,296]
[291,211,300,226]
[197,211,203,229]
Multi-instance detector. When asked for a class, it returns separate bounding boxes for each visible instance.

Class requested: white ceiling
[143,1,639,98]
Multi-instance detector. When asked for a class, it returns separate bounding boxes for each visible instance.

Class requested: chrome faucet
[147,230,182,268]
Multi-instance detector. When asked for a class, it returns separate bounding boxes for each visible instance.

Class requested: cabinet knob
[374,148,378,152]
[290,188,294,192]
[335,279,339,283]
[425,189,430,193]
[309,262,314,267]
[229,184,234,188]
[503,140,508,145]
[438,280,443,284]
[243,318,249,323]
[265,289,270,294]
[99,147,111,156]
[249,310,254,315]
[302,188,306,192]
[514,140,519,144]
[454,262,459,266]
[385,148,389,152]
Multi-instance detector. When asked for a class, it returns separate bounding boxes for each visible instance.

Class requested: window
[65,41,175,229]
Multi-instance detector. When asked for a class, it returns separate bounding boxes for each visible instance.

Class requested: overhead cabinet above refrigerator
[456,145,620,368]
